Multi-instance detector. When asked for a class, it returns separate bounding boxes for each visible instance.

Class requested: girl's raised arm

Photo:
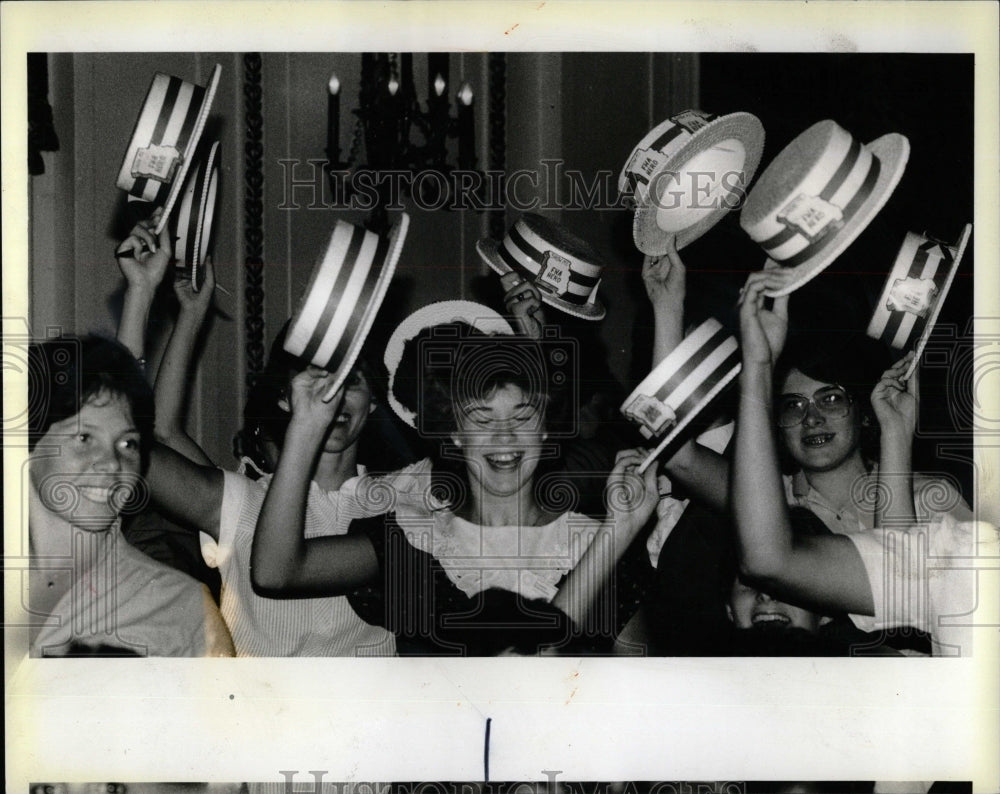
[731,271,872,615]
[249,368,379,598]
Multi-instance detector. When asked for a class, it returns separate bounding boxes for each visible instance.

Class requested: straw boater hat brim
[384,300,515,428]
[117,64,222,236]
[476,239,606,321]
[284,213,409,397]
[867,223,971,379]
[173,138,220,292]
[740,121,910,298]
[619,317,741,474]
[626,112,766,256]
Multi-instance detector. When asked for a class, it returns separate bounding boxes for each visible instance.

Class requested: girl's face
[452,382,547,500]
[29,392,142,531]
[778,369,862,473]
[319,368,374,454]
[728,578,822,633]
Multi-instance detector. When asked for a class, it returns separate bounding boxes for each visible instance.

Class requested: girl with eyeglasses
[631,247,974,655]
[729,270,988,656]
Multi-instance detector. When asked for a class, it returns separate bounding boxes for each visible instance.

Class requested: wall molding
[243,52,265,388]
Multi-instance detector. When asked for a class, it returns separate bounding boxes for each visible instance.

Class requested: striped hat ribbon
[875,234,953,349]
[757,136,881,268]
[127,74,207,203]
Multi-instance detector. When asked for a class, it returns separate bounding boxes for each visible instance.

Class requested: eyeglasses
[776,385,853,428]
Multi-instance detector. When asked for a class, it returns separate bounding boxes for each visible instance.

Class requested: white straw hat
[620,317,741,474]
[867,223,971,379]
[740,119,910,297]
[476,214,606,321]
[172,138,220,292]
[621,109,765,256]
[284,214,409,397]
[117,64,222,235]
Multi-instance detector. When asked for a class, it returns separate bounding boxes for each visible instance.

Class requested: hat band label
[499,228,598,306]
[777,194,844,242]
[622,393,676,438]
[874,237,938,348]
[671,109,715,134]
[132,144,181,183]
[766,153,881,268]
[537,251,572,296]
[626,149,670,187]
[887,275,938,318]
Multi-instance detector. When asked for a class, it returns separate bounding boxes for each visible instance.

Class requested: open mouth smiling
[77,485,113,504]
[483,451,524,471]
[751,611,791,627]
[802,432,835,448]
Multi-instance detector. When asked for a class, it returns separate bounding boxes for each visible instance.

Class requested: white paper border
[4,2,998,791]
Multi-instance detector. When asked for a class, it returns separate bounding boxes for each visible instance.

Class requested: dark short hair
[393,324,572,507]
[394,323,571,436]
[28,335,154,470]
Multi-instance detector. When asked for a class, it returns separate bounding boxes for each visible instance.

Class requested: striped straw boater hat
[284,213,409,397]
[173,138,220,292]
[620,317,741,474]
[740,119,910,298]
[117,64,222,235]
[620,109,765,256]
[476,213,606,321]
[867,223,971,379]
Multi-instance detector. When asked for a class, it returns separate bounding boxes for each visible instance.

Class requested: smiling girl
[251,326,658,655]
[28,336,233,656]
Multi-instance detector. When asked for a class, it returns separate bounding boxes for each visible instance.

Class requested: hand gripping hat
[620,317,741,474]
[384,300,514,428]
[284,213,409,398]
[172,138,220,292]
[867,223,971,379]
[740,119,910,297]
[620,109,765,256]
[476,213,606,321]
[117,64,222,235]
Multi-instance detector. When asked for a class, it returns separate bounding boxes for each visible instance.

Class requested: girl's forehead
[780,368,833,395]
[459,381,537,407]
[80,391,135,425]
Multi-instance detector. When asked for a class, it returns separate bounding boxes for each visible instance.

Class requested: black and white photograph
[4,1,999,792]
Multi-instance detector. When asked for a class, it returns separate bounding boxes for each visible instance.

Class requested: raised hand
[604,447,660,543]
[115,207,173,296]
[641,234,686,309]
[871,350,919,441]
[737,269,789,368]
[174,257,216,321]
[501,272,546,339]
[287,366,346,431]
